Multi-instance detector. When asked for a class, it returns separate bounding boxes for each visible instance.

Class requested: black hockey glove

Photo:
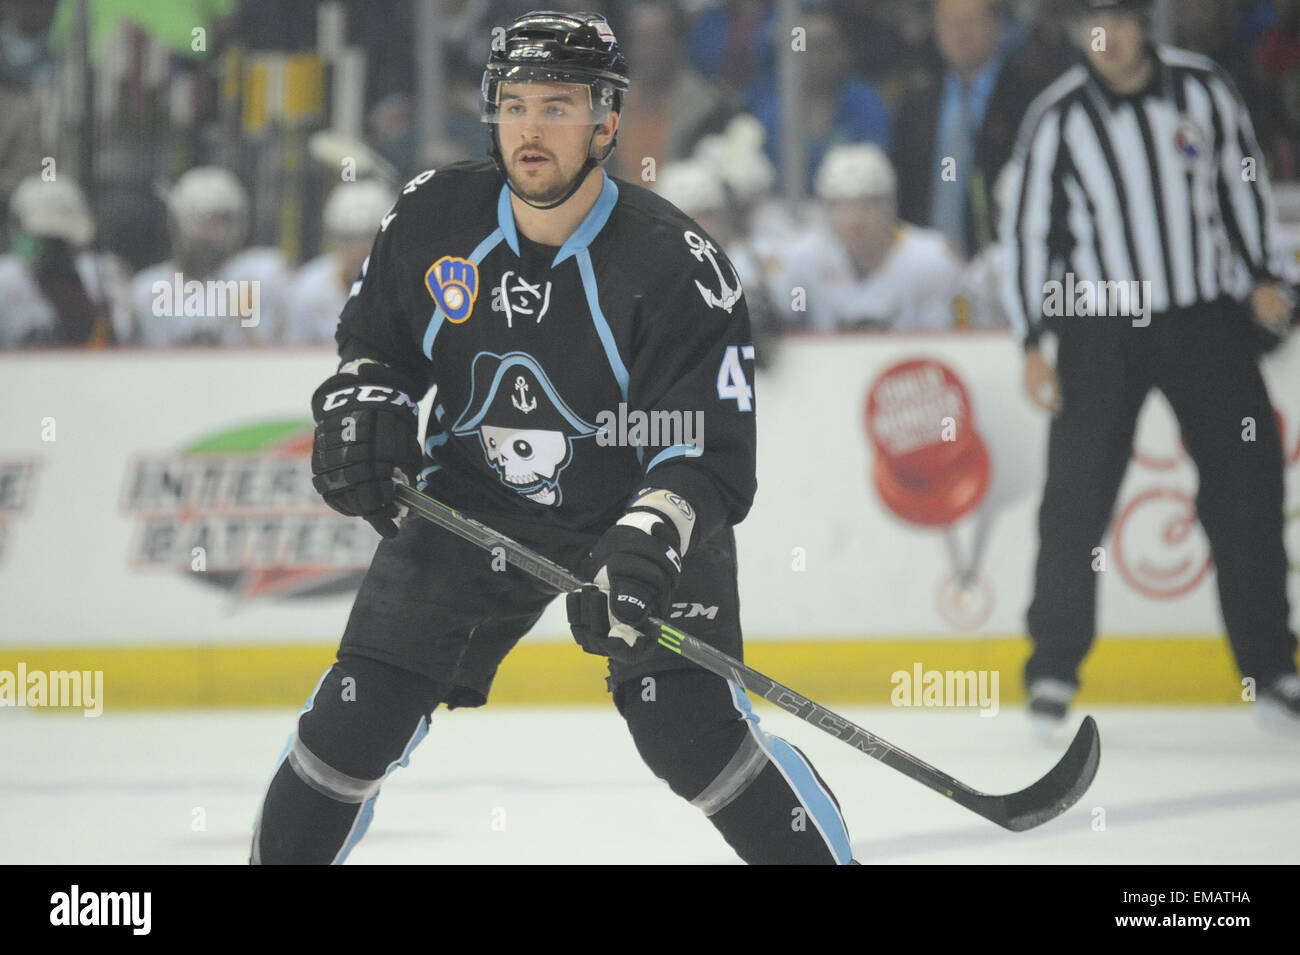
[567,489,697,663]
[311,359,424,538]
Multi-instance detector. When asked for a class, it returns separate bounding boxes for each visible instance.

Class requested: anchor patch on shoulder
[683,230,742,314]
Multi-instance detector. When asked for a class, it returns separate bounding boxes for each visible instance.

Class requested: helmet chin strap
[490,126,610,211]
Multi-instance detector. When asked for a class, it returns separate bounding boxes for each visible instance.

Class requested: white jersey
[131,247,290,346]
[747,198,799,254]
[769,222,969,332]
[283,253,349,345]
[961,242,1012,330]
[726,243,763,299]
[0,252,133,347]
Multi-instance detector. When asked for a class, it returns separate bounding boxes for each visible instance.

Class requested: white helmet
[696,115,775,204]
[166,166,250,244]
[323,179,397,237]
[814,144,897,203]
[10,176,95,246]
[654,161,725,216]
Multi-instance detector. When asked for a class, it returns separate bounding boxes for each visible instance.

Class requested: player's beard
[508,148,585,205]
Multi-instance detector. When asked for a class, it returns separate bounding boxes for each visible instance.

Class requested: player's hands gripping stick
[567,489,697,662]
[311,359,424,538]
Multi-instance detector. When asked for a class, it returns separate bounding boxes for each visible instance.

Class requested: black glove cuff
[311,361,424,422]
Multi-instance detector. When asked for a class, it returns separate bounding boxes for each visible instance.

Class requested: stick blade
[995,715,1101,832]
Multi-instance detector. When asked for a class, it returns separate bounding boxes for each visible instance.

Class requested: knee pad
[292,655,446,798]
[615,670,766,812]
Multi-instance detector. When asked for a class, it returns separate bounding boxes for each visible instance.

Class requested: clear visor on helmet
[482,66,615,125]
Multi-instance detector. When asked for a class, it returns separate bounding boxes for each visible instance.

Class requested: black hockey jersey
[335,160,757,543]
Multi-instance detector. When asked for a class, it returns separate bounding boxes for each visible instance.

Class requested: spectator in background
[284,179,397,345]
[767,144,968,332]
[1255,0,1300,179]
[691,113,801,327]
[893,0,1009,257]
[93,187,171,276]
[1179,0,1288,178]
[687,0,776,104]
[1257,1,1300,83]
[830,0,943,106]
[0,176,131,348]
[751,9,892,191]
[131,167,289,346]
[693,114,790,262]
[0,0,55,241]
[1239,0,1281,47]
[0,0,51,87]
[367,93,421,180]
[980,0,1079,182]
[608,1,733,181]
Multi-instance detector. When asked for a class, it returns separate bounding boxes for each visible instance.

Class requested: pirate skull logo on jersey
[451,351,598,506]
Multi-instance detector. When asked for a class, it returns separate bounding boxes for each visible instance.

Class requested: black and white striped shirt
[1000,44,1285,345]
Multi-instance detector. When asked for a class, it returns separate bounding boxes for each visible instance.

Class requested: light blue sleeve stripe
[422,229,505,359]
[333,716,429,864]
[646,443,703,472]
[576,248,629,402]
[727,682,855,864]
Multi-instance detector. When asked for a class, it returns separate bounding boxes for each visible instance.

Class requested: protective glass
[481,67,615,125]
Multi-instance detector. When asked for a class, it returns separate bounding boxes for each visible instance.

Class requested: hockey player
[0,176,131,347]
[695,114,788,252]
[131,167,289,345]
[284,179,398,345]
[770,144,971,332]
[251,11,855,865]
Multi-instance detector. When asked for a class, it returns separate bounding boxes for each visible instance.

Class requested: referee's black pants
[1025,298,1297,691]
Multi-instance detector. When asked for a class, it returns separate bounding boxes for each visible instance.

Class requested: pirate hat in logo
[452,352,598,504]
[453,352,598,437]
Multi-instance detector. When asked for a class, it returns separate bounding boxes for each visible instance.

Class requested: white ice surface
[1,704,1297,864]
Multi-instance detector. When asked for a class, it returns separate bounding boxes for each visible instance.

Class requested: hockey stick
[394,483,1100,832]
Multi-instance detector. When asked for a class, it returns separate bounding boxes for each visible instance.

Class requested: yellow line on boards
[0,638,1246,708]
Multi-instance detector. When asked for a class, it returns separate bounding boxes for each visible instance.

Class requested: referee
[1001,0,1298,734]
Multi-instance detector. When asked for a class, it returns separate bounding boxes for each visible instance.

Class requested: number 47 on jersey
[717,345,755,412]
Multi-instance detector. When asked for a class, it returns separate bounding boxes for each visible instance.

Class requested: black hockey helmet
[482,11,629,120]
[483,11,629,209]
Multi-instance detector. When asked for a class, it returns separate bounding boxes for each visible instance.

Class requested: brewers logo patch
[426,256,479,323]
